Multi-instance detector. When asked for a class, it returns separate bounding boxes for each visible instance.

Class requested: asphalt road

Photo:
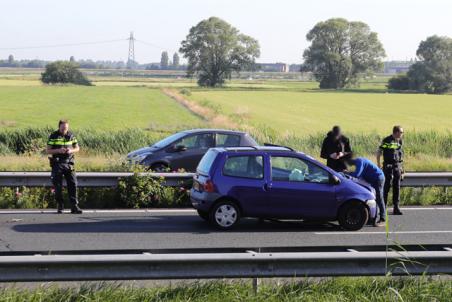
[0,207,451,252]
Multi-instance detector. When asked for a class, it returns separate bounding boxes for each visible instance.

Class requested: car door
[169,133,215,171]
[264,155,337,219]
[220,153,270,217]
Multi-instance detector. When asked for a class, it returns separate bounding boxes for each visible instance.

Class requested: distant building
[384,60,414,74]
[256,62,290,72]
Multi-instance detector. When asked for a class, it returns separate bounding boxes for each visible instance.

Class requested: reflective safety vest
[47,130,78,163]
[379,135,403,165]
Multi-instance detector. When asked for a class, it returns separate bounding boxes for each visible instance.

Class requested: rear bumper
[190,189,221,212]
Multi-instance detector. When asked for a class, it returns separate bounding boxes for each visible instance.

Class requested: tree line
[178,17,451,94]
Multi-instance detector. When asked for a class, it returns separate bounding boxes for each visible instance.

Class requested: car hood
[127,145,161,158]
[337,173,376,199]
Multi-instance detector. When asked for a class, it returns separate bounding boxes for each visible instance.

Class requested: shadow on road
[12,215,345,234]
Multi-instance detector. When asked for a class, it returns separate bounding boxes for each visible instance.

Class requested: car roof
[181,129,247,135]
[214,146,300,153]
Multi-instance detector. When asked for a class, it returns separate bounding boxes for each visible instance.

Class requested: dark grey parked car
[127,129,258,172]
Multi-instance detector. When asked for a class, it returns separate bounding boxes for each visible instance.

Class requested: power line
[0,38,127,50]
[135,39,176,53]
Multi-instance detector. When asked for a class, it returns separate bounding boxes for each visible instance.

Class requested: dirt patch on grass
[0,120,17,127]
[161,88,249,131]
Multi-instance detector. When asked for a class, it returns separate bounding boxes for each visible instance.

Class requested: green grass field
[188,89,452,135]
[0,86,203,130]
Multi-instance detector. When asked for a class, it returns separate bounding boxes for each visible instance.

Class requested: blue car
[190,146,377,231]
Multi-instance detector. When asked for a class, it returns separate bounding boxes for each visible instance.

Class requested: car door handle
[263,183,272,191]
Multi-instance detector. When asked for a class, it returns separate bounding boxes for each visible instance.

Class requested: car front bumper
[366,199,378,219]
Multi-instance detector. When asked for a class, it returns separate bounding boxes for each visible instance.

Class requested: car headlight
[130,153,150,164]
[366,199,376,208]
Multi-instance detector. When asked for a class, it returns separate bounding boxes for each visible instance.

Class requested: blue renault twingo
[190,146,377,231]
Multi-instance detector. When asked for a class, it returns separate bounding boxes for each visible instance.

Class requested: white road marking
[0,207,450,215]
[0,209,197,214]
[316,230,452,235]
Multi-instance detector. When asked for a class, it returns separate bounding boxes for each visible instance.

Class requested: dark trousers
[383,165,401,208]
[371,176,386,220]
[51,163,78,208]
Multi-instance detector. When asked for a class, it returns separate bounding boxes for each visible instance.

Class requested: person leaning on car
[320,126,352,172]
[46,119,82,214]
[345,154,386,227]
[377,125,404,215]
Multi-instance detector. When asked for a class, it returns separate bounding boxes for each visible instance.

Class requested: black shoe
[393,208,403,215]
[71,206,83,214]
[57,206,64,214]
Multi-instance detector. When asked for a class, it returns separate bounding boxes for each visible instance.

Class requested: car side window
[216,134,241,147]
[271,156,330,184]
[177,134,214,150]
[223,155,264,179]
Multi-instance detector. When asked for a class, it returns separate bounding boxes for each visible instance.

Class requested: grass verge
[0,278,451,302]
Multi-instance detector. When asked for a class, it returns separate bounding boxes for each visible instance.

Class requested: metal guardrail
[0,246,451,282]
[0,172,450,188]
[0,172,194,187]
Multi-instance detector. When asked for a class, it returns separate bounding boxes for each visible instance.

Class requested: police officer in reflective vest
[377,125,404,215]
[46,120,82,214]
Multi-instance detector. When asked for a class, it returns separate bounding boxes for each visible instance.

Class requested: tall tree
[8,54,14,64]
[173,52,180,68]
[69,56,76,62]
[302,18,385,88]
[180,17,260,87]
[408,35,452,94]
[160,51,169,69]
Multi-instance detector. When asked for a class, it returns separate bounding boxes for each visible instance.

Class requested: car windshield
[152,132,187,148]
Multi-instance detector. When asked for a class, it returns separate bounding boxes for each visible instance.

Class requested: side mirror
[330,175,341,185]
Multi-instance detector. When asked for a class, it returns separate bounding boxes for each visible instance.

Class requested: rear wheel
[197,210,209,221]
[209,200,240,229]
[338,201,369,231]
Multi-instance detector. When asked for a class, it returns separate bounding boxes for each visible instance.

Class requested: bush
[117,171,190,208]
[387,74,411,91]
[41,61,92,86]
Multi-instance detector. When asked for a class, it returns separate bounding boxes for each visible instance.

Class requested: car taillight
[203,179,215,193]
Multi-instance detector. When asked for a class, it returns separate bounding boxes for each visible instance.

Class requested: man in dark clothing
[377,125,404,215]
[345,155,386,226]
[320,126,352,172]
[46,120,82,214]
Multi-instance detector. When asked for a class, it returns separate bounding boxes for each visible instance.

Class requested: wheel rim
[215,205,237,227]
[346,208,362,226]
[152,164,167,172]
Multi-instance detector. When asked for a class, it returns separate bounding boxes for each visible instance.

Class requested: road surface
[0,207,451,252]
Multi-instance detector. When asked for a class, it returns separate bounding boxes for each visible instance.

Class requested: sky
[1,0,451,64]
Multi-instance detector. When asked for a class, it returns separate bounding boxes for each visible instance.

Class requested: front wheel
[149,163,169,172]
[338,201,369,231]
[209,201,240,229]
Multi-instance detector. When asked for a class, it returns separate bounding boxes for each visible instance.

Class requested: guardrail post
[252,277,260,294]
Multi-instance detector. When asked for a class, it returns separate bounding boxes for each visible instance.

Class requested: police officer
[46,120,82,214]
[377,125,404,215]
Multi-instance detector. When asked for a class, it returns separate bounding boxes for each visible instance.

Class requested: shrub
[41,61,92,86]
[387,74,411,91]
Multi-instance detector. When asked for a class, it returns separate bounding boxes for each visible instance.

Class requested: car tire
[197,210,209,221]
[209,200,240,229]
[150,163,169,172]
[338,201,369,231]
